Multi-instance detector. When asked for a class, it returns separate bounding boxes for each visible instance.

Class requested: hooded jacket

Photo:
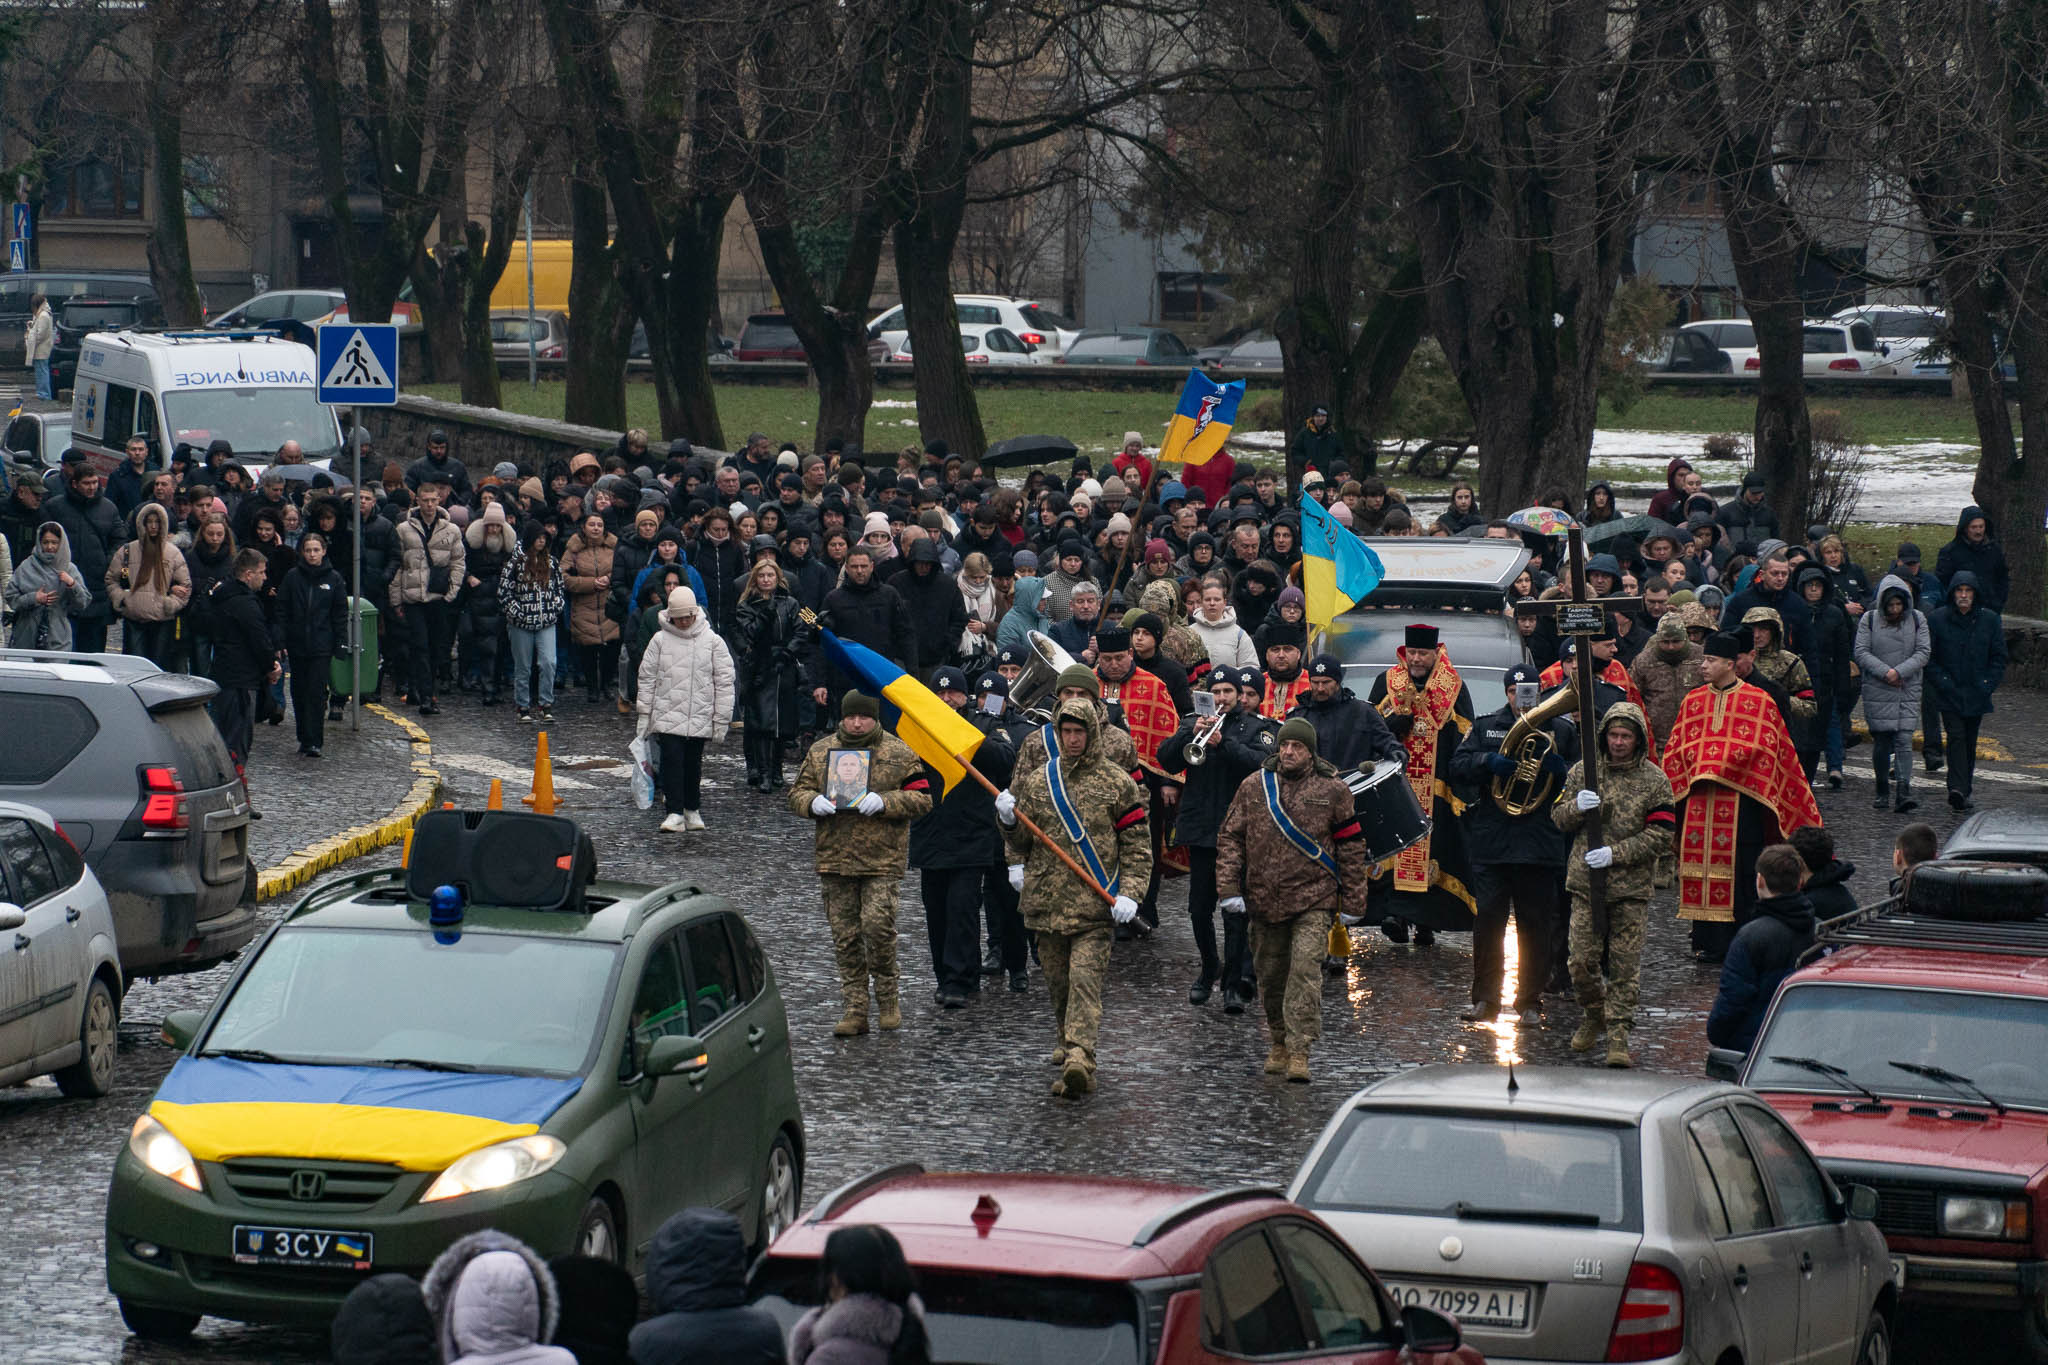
[1801,856,1857,922]
[1854,574,1931,730]
[1628,626,1704,745]
[1714,488,1779,549]
[45,474,124,622]
[277,543,349,658]
[994,575,1052,656]
[820,570,918,683]
[637,594,737,740]
[1551,702,1676,902]
[894,538,968,669]
[5,521,93,648]
[1707,890,1817,1052]
[208,574,279,687]
[106,502,192,623]
[1934,505,2010,612]
[732,581,815,735]
[1927,569,2007,716]
[561,529,621,645]
[331,1273,439,1365]
[390,505,465,608]
[626,1209,787,1365]
[1646,459,1691,523]
[423,1230,574,1365]
[464,516,517,622]
[790,1294,925,1365]
[1231,560,1284,635]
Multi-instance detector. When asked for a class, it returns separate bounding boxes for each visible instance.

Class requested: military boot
[1058,1052,1093,1098]
[832,1010,868,1038]
[875,977,902,1030]
[1605,1024,1633,1069]
[1570,1015,1603,1053]
[1264,1041,1291,1075]
[1286,1053,1312,1083]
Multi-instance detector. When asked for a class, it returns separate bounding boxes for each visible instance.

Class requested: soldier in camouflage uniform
[1012,664,1148,789]
[790,692,933,1036]
[1741,606,1816,743]
[1550,701,1676,1067]
[1000,696,1150,1098]
[1215,717,1373,1082]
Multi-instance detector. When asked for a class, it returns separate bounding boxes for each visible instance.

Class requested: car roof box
[405,809,596,912]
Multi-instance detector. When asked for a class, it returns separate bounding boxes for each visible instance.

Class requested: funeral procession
[7,2,2048,1361]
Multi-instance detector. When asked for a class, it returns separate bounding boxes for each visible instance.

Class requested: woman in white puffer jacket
[636,586,735,833]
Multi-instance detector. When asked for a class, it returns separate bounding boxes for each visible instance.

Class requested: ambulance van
[68,331,342,475]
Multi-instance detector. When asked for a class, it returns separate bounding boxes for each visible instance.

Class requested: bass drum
[1343,759,1431,865]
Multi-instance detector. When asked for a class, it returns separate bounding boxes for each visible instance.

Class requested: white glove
[994,790,1017,826]
[1584,846,1614,869]
[856,791,885,816]
[1575,789,1602,812]
[1008,864,1025,892]
[1112,895,1139,924]
[810,795,837,818]
[1219,896,1247,916]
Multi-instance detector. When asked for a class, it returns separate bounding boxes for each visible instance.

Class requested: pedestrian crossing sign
[316,323,400,406]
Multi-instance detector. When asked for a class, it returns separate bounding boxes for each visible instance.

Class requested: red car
[734,312,808,363]
[749,1164,1481,1364]
[1718,859,2048,1358]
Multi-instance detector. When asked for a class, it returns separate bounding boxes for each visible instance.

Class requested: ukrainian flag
[819,630,986,793]
[1158,370,1244,468]
[1299,490,1384,627]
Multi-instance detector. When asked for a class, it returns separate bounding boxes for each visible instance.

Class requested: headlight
[421,1136,567,1204]
[128,1115,201,1192]
[1938,1195,2030,1240]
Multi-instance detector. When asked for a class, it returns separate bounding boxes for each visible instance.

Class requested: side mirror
[161,1009,204,1050]
[1845,1183,1880,1221]
[867,324,882,341]
[1879,343,1891,357]
[1705,1047,1747,1082]
[0,903,24,932]
[1399,1303,1463,1353]
[643,1033,710,1080]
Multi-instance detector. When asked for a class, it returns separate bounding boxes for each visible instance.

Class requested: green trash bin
[331,596,380,699]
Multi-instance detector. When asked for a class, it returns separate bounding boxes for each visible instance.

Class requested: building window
[46,153,145,219]
[1656,172,1719,217]
[1158,271,1233,323]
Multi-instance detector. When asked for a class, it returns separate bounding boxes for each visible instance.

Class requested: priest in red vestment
[1096,625,1186,930]
[1368,623,1477,942]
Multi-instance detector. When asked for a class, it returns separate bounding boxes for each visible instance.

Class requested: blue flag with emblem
[1039,723,1118,895]
[1262,768,1339,878]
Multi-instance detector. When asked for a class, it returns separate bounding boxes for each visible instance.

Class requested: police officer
[973,671,1032,989]
[1292,652,1406,771]
[1449,663,1578,1021]
[909,667,1016,1008]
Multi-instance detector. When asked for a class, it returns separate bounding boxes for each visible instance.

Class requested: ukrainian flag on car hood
[148,1056,583,1171]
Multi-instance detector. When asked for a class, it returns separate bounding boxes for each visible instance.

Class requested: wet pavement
[7,685,2048,1361]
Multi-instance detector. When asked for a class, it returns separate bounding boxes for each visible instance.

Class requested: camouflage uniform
[1005,697,1151,1093]
[1550,702,1676,1059]
[1629,625,1702,887]
[1216,755,1372,1072]
[1139,580,1210,678]
[1013,702,1145,788]
[790,725,933,1031]
[1742,606,1816,737]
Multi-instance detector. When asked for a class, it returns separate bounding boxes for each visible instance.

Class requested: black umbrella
[980,433,1079,468]
[1582,514,1674,548]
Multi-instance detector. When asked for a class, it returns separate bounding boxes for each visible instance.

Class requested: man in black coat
[402,429,473,505]
[893,537,968,683]
[1718,549,1810,652]
[626,1208,787,1365]
[1789,825,1856,923]
[814,545,917,707]
[209,549,281,773]
[1715,472,1779,548]
[1291,654,1405,772]
[1707,844,1817,1052]
[1449,662,1579,1020]
[910,668,1018,1007]
[45,455,126,653]
[1159,668,1277,1010]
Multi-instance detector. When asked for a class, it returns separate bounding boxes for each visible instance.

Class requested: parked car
[1057,327,1196,367]
[1206,332,1285,373]
[888,327,1046,366]
[1830,304,1945,376]
[1715,861,2048,1359]
[1943,808,2048,870]
[751,1165,1479,1364]
[734,312,807,363]
[206,290,346,330]
[0,652,256,981]
[3,407,73,470]
[107,809,806,1339]
[0,271,171,367]
[52,297,156,393]
[0,800,122,1098]
[1682,318,1760,372]
[1324,537,1535,712]
[628,321,736,362]
[867,295,1081,360]
[1651,328,1734,374]
[489,308,569,360]
[1291,1065,1895,1365]
[1790,320,1889,376]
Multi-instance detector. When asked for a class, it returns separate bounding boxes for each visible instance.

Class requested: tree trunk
[1722,175,1811,529]
[562,166,630,431]
[895,191,986,459]
[1343,262,1430,474]
[662,198,730,450]
[142,72,204,328]
[457,222,502,410]
[1984,261,2048,618]
[408,242,464,386]
[748,207,887,455]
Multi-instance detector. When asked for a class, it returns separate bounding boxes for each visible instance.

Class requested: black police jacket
[1159,709,1276,849]
[1449,703,1578,866]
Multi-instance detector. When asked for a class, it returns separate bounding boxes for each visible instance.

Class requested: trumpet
[1184,713,1226,766]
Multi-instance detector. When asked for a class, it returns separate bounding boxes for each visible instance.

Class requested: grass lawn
[1601,391,1991,446]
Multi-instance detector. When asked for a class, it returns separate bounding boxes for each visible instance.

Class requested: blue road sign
[7,240,23,272]
[11,204,28,242]
[316,323,400,406]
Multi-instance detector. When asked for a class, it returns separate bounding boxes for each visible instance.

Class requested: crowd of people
[0,420,2018,1085]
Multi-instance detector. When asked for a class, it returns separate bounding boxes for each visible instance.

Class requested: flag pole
[1104,449,1167,607]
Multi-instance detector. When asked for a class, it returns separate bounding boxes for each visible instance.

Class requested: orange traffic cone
[486,778,504,811]
[522,731,558,815]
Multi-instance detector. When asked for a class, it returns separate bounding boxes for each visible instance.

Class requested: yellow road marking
[253,704,441,902]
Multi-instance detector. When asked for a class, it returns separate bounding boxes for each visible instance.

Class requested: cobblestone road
[6,691,2046,1361]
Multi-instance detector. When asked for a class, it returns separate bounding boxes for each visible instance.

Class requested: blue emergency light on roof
[429,885,465,926]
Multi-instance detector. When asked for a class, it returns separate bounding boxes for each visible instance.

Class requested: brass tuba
[1491,681,1578,815]
[1010,630,1082,724]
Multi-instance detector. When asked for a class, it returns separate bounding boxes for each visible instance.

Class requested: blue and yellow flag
[820,630,986,793]
[1158,370,1244,468]
[1299,490,1384,627]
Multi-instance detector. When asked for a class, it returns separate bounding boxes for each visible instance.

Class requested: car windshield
[1020,303,1076,332]
[1301,1109,1641,1230]
[742,319,799,350]
[61,304,138,330]
[1747,984,2048,1110]
[753,1261,1140,1365]
[165,389,341,462]
[492,317,552,342]
[205,926,619,1075]
[1719,322,1756,346]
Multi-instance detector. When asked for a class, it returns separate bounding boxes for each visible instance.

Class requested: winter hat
[1079,478,1103,500]
[1236,667,1266,695]
[1276,717,1320,755]
[1105,513,1132,536]
[931,666,970,694]
[777,449,800,469]
[976,672,1010,699]
[667,437,694,460]
[1159,481,1188,506]
[1013,549,1039,572]
[636,507,662,531]
[1300,469,1326,489]
[331,1274,436,1365]
[862,511,892,538]
[1330,502,1355,526]
[1585,553,1623,581]
[1122,430,1145,448]
[1093,625,1133,653]
[1704,631,1744,659]
[518,477,544,503]
[840,691,881,719]
[1754,538,1787,563]
[481,503,508,526]
[491,461,519,482]
[1102,475,1130,500]
[1127,611,1166,642]
[1656,614,1689,641]
[919,508,945,531]
[666,586,700,616]
[1277,585,1305,611]
[1144,538,1172,562]
[1308,653,1343,678]
[1054,664,1101,697]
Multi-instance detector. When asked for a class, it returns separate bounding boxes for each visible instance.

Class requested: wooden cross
[1508,529,1641,918]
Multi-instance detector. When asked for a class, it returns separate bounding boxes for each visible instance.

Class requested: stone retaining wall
[2006,616,2048,693]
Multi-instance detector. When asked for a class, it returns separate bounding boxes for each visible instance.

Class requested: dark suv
[0,271,166,367]
[0,651,257,979]
[53,297,158,393]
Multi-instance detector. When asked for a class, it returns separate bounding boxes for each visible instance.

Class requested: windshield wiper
[1453,1202,1602,1227]
[383,1057,482,1073]
[1887,1060,2007,1115]
[203,1048,297,1065]
[1768,1055,1886,1105]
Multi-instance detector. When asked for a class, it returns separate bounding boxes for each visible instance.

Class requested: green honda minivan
[105,839,804,1340]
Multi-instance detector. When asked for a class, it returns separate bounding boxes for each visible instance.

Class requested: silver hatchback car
[1288,1066,1894,1364]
